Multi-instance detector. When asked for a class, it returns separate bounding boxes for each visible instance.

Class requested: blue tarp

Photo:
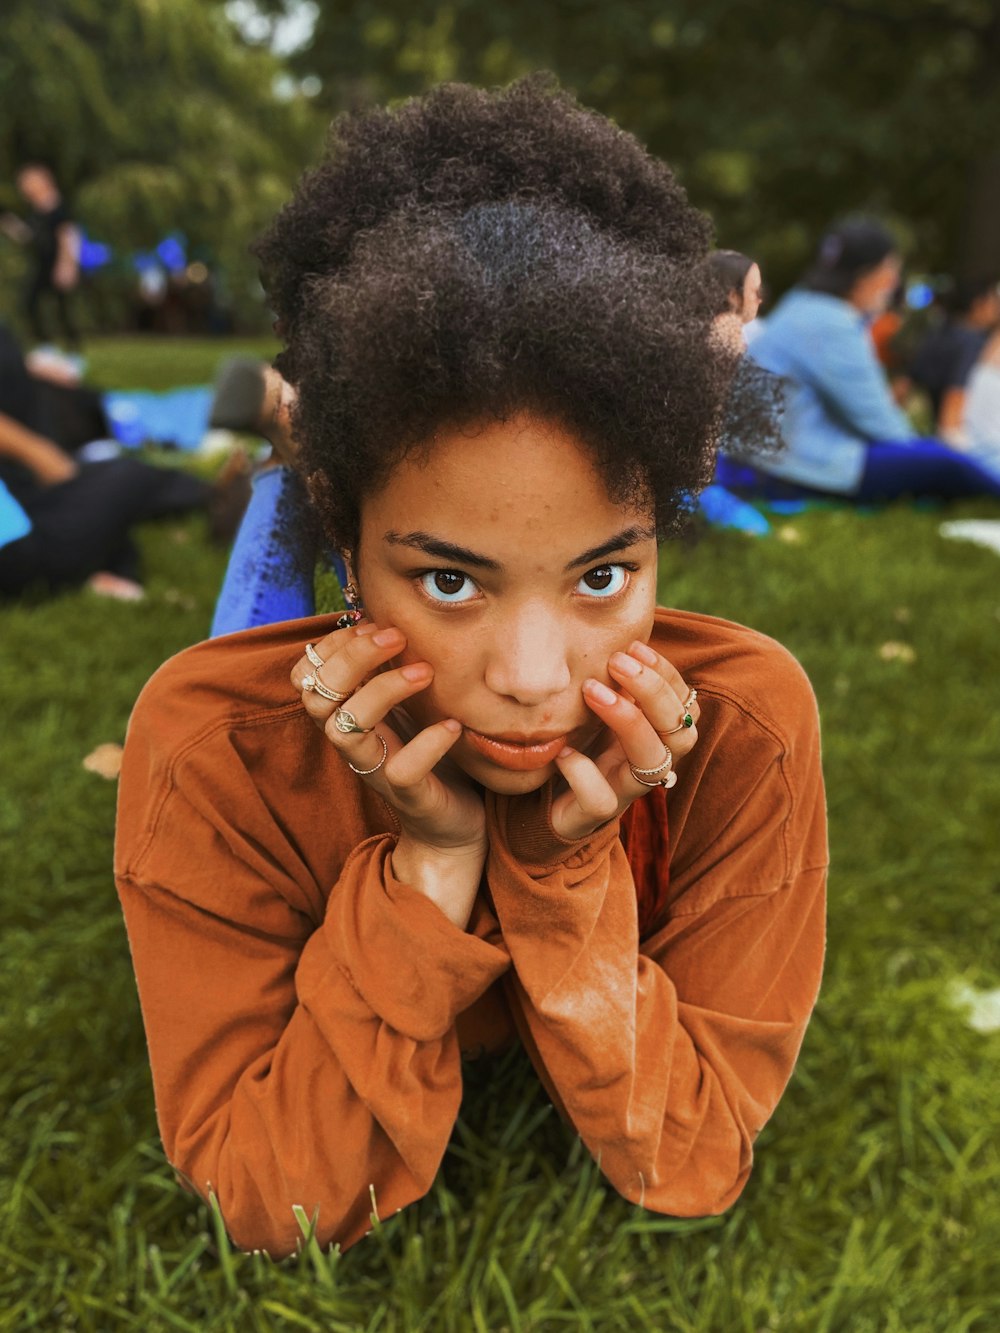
[102,386,213,451]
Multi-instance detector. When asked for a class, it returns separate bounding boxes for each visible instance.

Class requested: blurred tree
[0,0,324,330]
[283,0,1000,289]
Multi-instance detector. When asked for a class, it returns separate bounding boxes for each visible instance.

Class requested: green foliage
[0,0,323,328]
[1,339,999,1327]
[296,0,1000,285]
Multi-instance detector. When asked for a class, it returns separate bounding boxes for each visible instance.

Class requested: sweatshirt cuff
[324,835,510,1042]
[488,784,622,873]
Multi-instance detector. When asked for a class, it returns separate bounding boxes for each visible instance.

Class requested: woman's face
[355,414,659,795]
[740,263,763,323]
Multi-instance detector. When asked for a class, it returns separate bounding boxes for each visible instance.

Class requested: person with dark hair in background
[718,216,1000,503]
[0,165,82,350]
[115,77,826,1259]
[909,276,1000,444]
[707,249,763,323]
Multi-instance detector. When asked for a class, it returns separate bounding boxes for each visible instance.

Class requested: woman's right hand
[291,622,486,929]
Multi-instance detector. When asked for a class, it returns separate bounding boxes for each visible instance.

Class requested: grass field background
[1,338,998,1331]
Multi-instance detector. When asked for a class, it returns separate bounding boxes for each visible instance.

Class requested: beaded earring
[336,580,364,630]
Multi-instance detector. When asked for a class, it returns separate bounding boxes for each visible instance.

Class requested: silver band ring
[334,706,371,735]
[348,732,388,776]
[312,678,353,704]
[629,748,677,789]
[304,643,325,669]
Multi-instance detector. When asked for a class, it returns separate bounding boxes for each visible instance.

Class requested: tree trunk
[960,151,1000,281]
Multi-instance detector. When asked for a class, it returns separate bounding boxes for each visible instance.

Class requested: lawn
[1,338,998,1331]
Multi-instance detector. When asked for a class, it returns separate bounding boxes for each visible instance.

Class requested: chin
[456,755,556,796]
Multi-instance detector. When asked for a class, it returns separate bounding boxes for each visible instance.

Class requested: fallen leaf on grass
[878,641,916,663]
[82,743,123,779]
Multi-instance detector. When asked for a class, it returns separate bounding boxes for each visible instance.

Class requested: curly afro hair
[254,74,761,551]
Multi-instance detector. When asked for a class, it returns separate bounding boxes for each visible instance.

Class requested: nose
[484,601,573,705]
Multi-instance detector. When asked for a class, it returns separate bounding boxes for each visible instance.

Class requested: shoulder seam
[126,700,306,877]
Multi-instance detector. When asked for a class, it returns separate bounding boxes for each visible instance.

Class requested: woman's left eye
[418,570,480,603]
[576,564,629,598]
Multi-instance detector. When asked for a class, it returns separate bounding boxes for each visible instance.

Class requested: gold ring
[334,707,371,735]
[348,732,388,776]
[667,687,698,734]
[312,677,352,703]
[629,748,677,789]
[304,643,325,669]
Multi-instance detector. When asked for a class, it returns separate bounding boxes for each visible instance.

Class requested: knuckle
[382,756,414,789]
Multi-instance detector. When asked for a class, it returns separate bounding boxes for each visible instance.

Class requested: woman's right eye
[418,570,480,603]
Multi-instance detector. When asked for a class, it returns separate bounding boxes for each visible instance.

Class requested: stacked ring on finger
[629,748,677,789]
[333,706,372,735]
[311,679,353,703]
[348,732,389,776]
[302,672,352,702]
[304,643,325,669]
[667,686,698,735]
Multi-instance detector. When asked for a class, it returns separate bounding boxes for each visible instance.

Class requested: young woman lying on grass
[114,77,828,1259]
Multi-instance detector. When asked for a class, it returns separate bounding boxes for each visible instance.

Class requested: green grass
[2,341,999,1330]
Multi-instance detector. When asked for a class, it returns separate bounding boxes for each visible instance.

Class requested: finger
[581,679,671,771]
[553,747,621,828]
[626,640,686,694]
[607,649,699,757]
[383,719,464,793]
[302,660,432,731]
[291,623,404,697]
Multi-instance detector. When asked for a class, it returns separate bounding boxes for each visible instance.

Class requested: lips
[463,728,569,772]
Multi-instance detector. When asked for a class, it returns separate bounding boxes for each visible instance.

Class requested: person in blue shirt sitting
[716,217,1000,503]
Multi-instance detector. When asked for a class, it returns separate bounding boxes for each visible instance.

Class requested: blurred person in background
[909,276,1000,445]
[707,249,764,351]
[0,164,82,351]
[0,320,241,599]
[963,327,1000,464]
[718,217,1000,502]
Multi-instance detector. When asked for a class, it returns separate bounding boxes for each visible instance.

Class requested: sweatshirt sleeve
[482,656,827,1217]
[116,790,509,1258]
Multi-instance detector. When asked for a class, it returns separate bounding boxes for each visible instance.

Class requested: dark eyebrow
[384,530,502,571]
[384,523,656,573]
[565,525,657,571]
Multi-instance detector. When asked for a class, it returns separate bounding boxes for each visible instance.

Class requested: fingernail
[611,652,641,677]
[401,662,432,682]
[630,642,658,666]
[586,679,618,706]
[355,622,378,636]
[557,745,574,758]
[441,718,461,734]
[372,628,403,648]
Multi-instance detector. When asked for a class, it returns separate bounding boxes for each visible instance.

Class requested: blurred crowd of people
[710,218,1000,504]
[2,156,1000,610]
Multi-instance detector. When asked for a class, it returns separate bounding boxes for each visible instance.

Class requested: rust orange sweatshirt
[114,608,827,1258]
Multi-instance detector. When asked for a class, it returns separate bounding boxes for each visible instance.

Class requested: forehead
[362,415,650,553]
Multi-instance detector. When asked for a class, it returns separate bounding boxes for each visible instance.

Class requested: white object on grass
[939,519,1000,558]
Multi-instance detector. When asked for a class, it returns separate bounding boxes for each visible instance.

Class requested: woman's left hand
[550,639,700,843]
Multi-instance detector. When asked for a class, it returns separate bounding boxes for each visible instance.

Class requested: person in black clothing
[0,321,218,599]
[0,164,82,349]
[909,277,1000,442]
